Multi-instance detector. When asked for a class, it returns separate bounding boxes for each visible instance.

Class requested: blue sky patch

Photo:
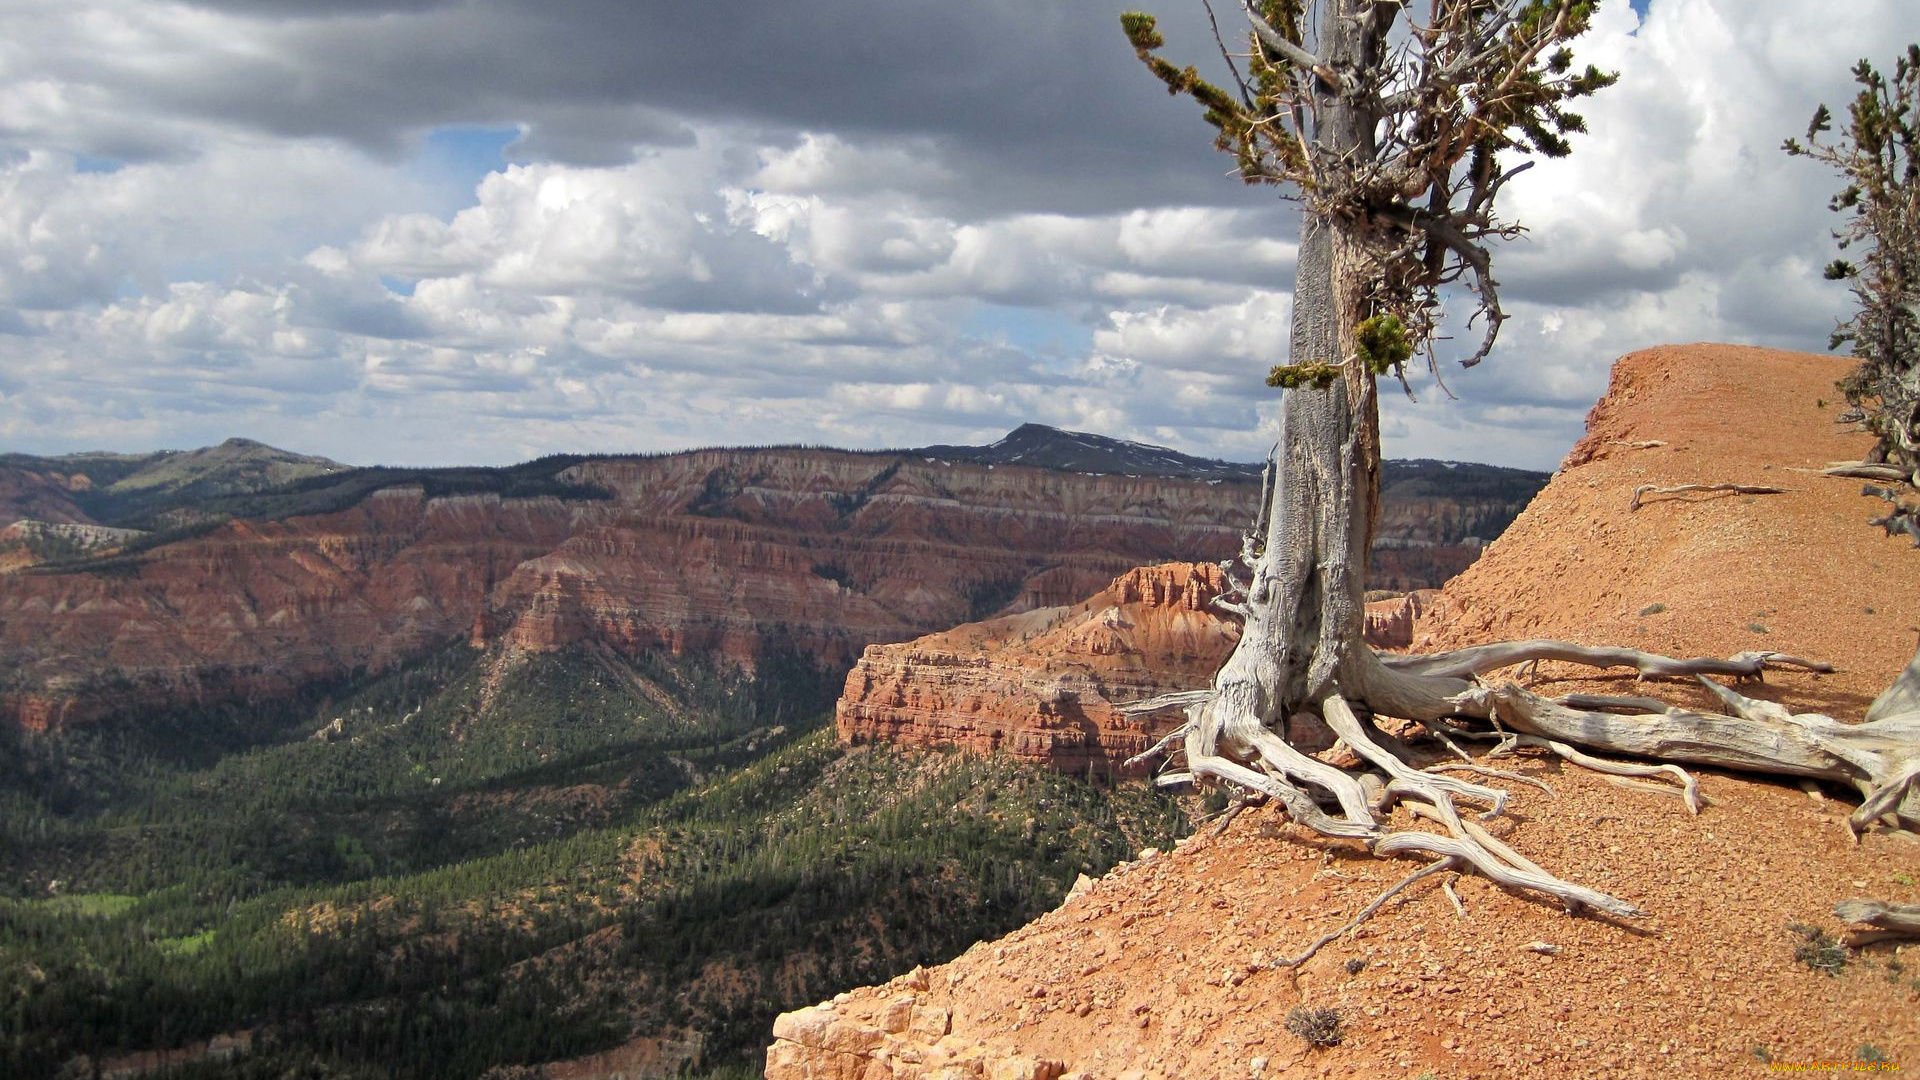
[963,303,1093,357]
[417,125,519,193]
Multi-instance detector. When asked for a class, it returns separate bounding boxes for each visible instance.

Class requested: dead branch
[1383,641,1832,681]
[1824,461,1911,482]
[1629,483,1787,510]
[1273,857,1457,968]
[1489,733,1702,814]
[1834,898,1920,946]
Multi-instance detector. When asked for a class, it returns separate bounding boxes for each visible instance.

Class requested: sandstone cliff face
[835,564,1428,774]
[0,450,1252,730]
[835,563,1237,775]
[0,488,577,729]
[1361,588,1439,649]
[486,454,1250,667]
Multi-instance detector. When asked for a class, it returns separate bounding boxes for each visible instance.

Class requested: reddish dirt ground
[767,345,1920,1080]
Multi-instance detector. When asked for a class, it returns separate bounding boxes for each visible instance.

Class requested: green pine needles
[1266,314,1415,388]
[1121,2,1616,380]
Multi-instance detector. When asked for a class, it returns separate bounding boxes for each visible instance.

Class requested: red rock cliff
[835,563,1432,774]
[0,450,1252,729]
[836,563,1237,775]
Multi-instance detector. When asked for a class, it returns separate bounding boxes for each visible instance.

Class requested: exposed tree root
[1382,641,1831,681]
[1629,483,1787,510]
[1472,731,1702,814]
[1425,760,1555,796]
[1834,899,1920,946]
[1824,461,1913,483]
[1125,637,1920,954]
[1115,378,1920,966]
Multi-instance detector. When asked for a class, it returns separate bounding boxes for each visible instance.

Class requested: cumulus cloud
[0,0,1911,469]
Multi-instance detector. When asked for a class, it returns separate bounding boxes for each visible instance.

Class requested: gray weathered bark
[1133,0,1920,934]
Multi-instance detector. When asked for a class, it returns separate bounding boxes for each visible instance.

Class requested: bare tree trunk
[1135,0,1920,936]
[1208,0,1380,727]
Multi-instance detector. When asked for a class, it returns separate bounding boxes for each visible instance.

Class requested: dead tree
[1120,0,1920,925]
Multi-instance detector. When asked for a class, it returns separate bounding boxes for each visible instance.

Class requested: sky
[0,0,1913,470]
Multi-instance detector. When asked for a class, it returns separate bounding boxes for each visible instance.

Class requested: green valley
[0,642,1190,1079]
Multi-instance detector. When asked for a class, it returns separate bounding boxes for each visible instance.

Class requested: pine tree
[1785,44,1920,481]
[1117,1,1920,939]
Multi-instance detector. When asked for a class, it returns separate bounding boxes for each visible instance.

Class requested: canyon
[0,429,1537,732]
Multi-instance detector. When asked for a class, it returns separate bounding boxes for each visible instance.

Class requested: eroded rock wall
[0,451,1251,729]
[835,563,1428,775]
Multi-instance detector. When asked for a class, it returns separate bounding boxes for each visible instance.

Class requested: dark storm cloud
[79,0,1262,213]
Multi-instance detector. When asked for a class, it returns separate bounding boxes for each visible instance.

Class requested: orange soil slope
[1421,342,1917,712]
[766,345,1920,1080]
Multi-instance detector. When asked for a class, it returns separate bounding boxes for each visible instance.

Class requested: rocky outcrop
[835,563,1237,775]
[835,564,1433,774]
[1361,588,1441,649]
[766,967,1074,1080]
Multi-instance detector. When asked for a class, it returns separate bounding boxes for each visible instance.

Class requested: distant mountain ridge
[0,424,1545,731]
[913,424,1546,589]
[0,437,346,529]
[917,423,1260,480]
[915,422,1547,495]
[0,425,1546,532]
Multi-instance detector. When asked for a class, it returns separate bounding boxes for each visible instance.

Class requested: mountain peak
[918,424,1260,481]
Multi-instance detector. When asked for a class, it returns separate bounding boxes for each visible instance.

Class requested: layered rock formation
[836,563,1236,775]
[1361,588,1440,649]
[835,564,1430,775]
[0,425,1539,732]
[0,450,1252,730]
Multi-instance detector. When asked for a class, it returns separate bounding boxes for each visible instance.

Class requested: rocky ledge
[836,562,1428,775]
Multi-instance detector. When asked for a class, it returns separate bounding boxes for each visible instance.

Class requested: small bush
[1344,957,1367,975]
[1789,923,1847,976]
[1638,602,1667,616]
[1285,1005,1344,1048]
